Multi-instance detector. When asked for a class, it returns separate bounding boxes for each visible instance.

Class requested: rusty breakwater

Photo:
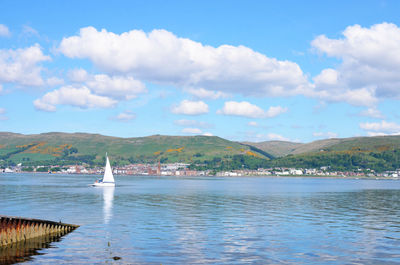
[0,215,79,247]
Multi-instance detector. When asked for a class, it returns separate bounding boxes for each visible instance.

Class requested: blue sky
[1,0,400,143]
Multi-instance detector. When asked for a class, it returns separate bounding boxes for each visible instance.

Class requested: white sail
[102,155,115,183]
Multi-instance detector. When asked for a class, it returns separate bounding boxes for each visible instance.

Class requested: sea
[1,173,400,264]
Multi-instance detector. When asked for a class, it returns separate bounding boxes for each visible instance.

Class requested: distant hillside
[244,136,400,156]
[2,132,400,172]
[242,140,303,157]
[244,135,400,172]
[0,132,271,166]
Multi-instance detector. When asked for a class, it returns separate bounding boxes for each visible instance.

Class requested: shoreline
[1,172,399,180]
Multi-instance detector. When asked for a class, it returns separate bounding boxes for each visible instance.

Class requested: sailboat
[91,153,115,187]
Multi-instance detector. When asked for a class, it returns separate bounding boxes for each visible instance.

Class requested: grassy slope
[0,132,269,164]
[242,140,303,157]
[244,136,400,157]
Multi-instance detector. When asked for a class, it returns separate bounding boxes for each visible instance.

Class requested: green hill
[245,135,400,172]
[242,140,303,157]
[0,132,270,167]
[2,132,400,172]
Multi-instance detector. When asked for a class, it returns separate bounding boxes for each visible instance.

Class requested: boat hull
[91,182,115,187]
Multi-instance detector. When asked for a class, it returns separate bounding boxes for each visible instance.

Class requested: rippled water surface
[1,174,400,264]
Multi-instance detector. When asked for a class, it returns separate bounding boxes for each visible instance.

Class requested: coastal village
[1,162,400,178]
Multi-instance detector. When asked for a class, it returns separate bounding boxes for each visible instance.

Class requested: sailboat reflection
[103,187,115,224]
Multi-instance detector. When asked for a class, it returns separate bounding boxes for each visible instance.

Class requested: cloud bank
[59,26,309,98]
[217,101,287,118]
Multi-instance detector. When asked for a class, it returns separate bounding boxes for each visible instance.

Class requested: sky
[1,0,400,143]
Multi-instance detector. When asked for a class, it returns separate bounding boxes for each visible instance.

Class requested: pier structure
[0,215,79,247]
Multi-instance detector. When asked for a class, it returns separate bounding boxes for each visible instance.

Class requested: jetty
[0,215,79,247]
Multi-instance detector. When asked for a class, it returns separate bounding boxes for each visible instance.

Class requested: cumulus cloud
[85,74,146,100]
[185,87,229,99]
[202,132,213,136]
[311,22,400,106]
[58,27,309,97]
[0,44,50,86]
[68,68,89,83]
[171,100,209,115]
[51,24,400,109]
[34,85,117,112]
[0,24,10,37]
[359,107,384,119]
[217,101,287,118]
[113,111,136,121]
[182,127,202,134]
[36,71,146,111]
[313,132,338,139]
[360,120,400,135]
[174,119,212,128]
[67,69,146,100]
[46,77,64,86]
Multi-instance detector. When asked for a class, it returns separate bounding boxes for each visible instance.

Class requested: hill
[244,136,400,156]
[0,132,270,167]
[2,132,400,172]
[245,135,400,172]
[242,140,303,157]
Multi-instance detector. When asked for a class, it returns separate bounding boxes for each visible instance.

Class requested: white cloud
[36,71,146,111]
[59,27,309,97]
[313,132,338,139]
[113,111,136,121]
[185,87,228,99]
[174,119,212,128]
[22,25,39,37]
[0,24,10,37]
[52,24,400,109]
[202,132,213,136]
[68,68,89,83]
[265,106,288,117]
[67,69,146,100]
[359,108,384,119]
[311,23,400,106]
[86,74,146,100]
[0,108,7,121]
[0,44,50,86]
[217,101,287,118]
[366,131,399,137]
[46,77,64,86]
[34,85,117,112]
[265,133,291,141]
[248,121,258,127]
[255,133,291,142]
[313,68,339,87]
[171,100,209,115]
[360,120,400,135]
[182,127,202,134]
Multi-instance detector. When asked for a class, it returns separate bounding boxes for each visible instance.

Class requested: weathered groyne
[0,215,79,247]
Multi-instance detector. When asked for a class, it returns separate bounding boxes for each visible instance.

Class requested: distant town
[1,163,400,179]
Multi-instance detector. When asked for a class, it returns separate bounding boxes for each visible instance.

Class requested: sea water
[1,174,400,264]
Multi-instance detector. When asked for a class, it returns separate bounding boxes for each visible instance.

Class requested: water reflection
[102,187,114,224]
[0,233,66,264]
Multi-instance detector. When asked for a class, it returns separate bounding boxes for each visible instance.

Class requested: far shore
[2,172,399,180]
